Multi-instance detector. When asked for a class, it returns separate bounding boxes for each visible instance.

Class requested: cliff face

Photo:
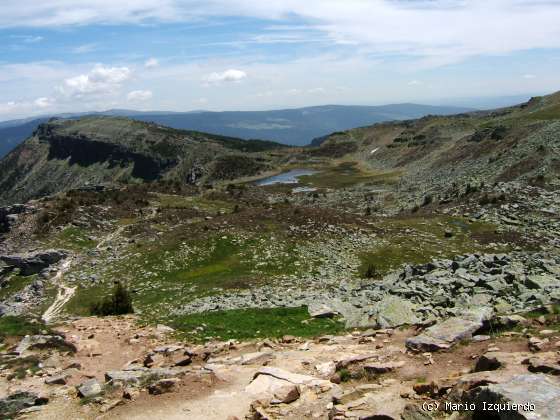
[0,117,282,205]
[43,131,175,181]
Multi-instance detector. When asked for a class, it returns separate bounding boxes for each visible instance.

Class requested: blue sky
[1,0,559,120]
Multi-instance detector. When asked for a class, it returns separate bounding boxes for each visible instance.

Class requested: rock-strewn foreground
[1,314,560,419]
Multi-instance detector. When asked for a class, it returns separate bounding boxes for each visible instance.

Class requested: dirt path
[108,366,255,420]
[41,207,159,323]
[41,258,75,323]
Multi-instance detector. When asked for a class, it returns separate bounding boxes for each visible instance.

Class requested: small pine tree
[91,282,134,316]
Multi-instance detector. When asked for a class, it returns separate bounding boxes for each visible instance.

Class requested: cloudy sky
[1,0,559,121]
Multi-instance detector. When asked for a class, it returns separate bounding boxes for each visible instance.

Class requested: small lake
[255,169,317,186]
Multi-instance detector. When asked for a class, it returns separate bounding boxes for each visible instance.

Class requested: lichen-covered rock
[374,296,419,328]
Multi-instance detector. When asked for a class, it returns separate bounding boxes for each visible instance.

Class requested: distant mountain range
[0,104,473,158]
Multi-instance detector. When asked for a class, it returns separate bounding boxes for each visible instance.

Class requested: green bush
[90,282,134,316]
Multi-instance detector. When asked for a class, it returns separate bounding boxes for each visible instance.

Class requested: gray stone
[374,295,419,328]
[469,374,560,419]
[105,367,187,386]
[308,302,336,318]
[406,315,483,352]
[0,250,67,276]
[45,374,68,385]
[363,360,405,374]
[526,274,560,290]
[78,379,102,398]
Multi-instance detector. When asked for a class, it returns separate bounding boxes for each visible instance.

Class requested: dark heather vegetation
[90,282,134,316]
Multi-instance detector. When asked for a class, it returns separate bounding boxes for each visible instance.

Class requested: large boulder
[405,311,488,352]
[308,302,337,318]
[526,274,560,290]
[374,296,419,328]
[0,250,67,276]
[246,375,300,404]
[468,374,560,419]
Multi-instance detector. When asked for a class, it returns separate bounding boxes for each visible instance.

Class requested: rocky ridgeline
[177,251,560,332]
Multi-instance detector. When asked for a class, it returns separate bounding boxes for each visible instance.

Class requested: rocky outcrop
[0,249,67,276]
[14,334,77,356]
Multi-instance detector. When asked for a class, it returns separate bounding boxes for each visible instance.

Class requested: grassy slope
[172,306,345,342]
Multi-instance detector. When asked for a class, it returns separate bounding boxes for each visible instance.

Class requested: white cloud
[127,90,153,101]
[34,97,55,108]
[307,87,326,94]
[61,64,131,97]
[145,58,159,68]
[10,35,44,43]
[72,43,97,54]
[523,74,536,79]
[205,69,247,84]
[2,1,560,68]
[0,97,54,115]
[408,80,422,86]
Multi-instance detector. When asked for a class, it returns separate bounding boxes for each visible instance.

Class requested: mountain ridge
[0,116,288,205]
[0,103,473,158]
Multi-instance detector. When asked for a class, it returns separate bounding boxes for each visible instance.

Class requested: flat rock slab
[208,351,274,366]
[405,316,483,352]
[374,296,419,328]
[470,374,560,419]
[246,375,300,404]
[254,367,333,391]
[475,351,534,372]
[105,367,188,385]
[526,274,560,290]
[308,302,337,318]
